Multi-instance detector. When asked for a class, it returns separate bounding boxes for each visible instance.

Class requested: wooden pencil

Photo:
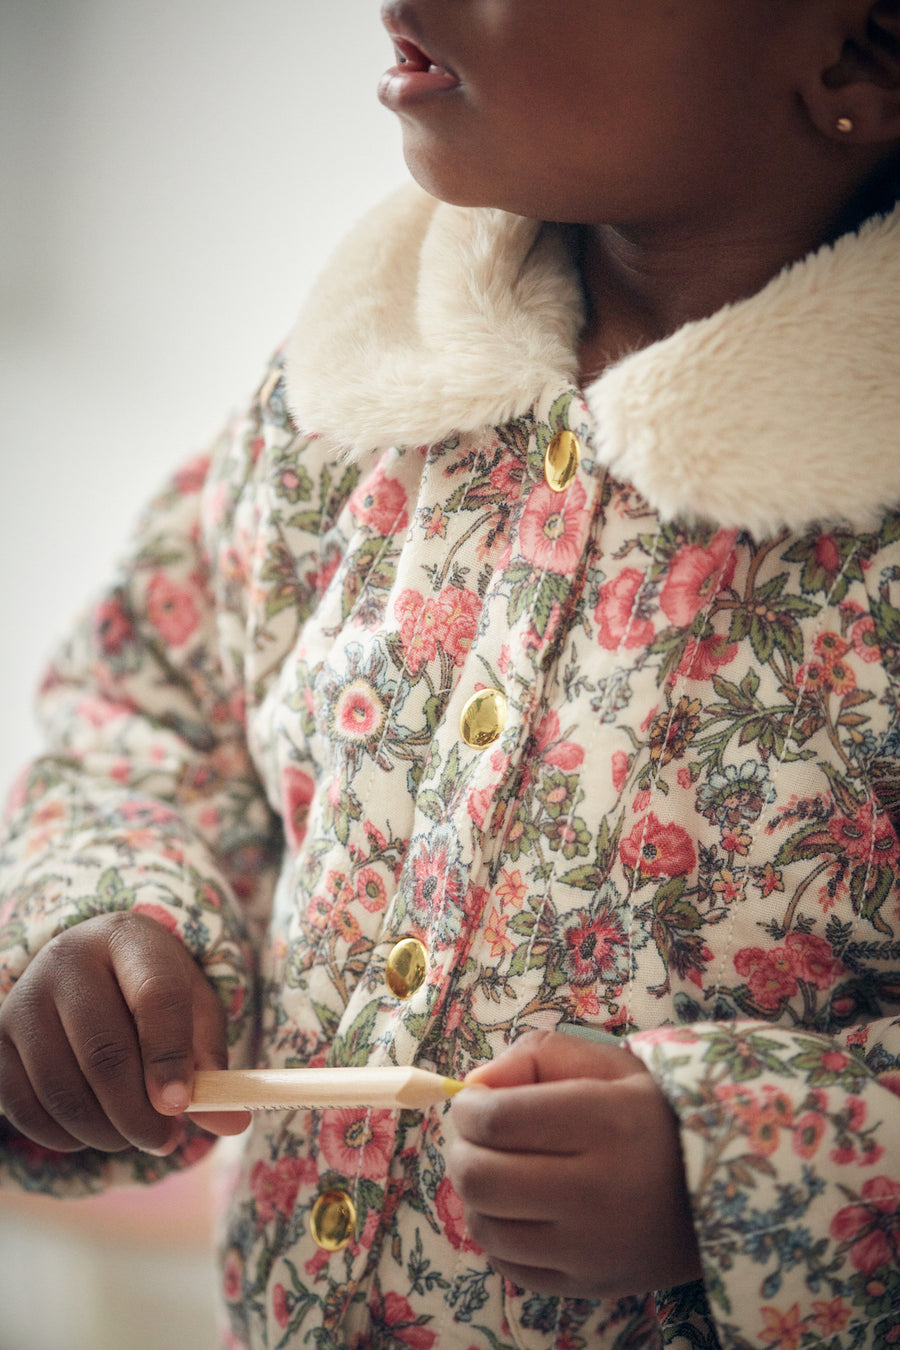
[187,1066,466,1113]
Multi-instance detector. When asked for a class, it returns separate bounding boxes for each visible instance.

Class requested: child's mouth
[379,35,460,110]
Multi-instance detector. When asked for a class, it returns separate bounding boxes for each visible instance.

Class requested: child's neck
[574,217,830,384]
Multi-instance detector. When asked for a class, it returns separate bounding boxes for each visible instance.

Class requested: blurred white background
[0,2,406,1345]
[0,0,407,790]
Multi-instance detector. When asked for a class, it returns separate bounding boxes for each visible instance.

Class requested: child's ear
[805,0,900,145]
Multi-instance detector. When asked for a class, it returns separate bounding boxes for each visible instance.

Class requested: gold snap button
[310,1189,357,1252]
[385,936,429,1001]
[459,688,508,749]
[543,430,581,493]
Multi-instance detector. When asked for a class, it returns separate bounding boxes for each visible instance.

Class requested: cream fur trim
[283,186,900,538]
[589,207,900,537]
[283,185,583,460]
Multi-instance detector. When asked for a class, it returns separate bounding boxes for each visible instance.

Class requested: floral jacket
[2,186,900,1350]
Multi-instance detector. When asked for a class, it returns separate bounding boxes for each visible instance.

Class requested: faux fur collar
[283,184,900,539]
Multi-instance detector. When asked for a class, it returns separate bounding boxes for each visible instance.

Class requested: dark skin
[0,0,898,1304]
[0,912,249,1154]
[380,0,900,374]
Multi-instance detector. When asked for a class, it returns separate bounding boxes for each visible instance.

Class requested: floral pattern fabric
[2,348,900,1349]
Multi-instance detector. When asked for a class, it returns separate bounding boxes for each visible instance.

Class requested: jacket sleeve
[627,534,900,1347]
[628,1016,900,1348]
[0,359,290,1195]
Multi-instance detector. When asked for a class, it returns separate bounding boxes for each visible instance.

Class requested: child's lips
[379,33,460,109]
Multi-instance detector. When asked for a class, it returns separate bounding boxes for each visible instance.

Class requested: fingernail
[158,1082,190,1113]
[146,1142,177,1158]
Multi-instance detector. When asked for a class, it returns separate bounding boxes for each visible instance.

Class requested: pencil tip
[442,1077,466,1098]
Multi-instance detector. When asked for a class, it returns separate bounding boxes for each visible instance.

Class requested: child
[2,2,900,1346]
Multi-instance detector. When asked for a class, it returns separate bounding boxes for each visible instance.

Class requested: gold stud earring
[836,116,854,134]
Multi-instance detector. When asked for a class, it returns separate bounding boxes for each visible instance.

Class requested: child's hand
[0,912,250,1154]
[448,1030,701,1299]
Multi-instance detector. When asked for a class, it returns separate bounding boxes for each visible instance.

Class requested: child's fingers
[452,1082,582,1154]
[111,918,243,1134]
[189,1108,253,1137]
[448,1138,582,1219]
[464,1215,556,1269]
[50,945,180,1153]
[177,960,251,1137]
[0,1031,110,1153]
[465,1028,641,1090]
[453,1073,644,1156]
[0,910,238,1153]
[105,913,199,1117]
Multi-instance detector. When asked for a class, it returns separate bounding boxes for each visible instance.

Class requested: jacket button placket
[309,1188,357,1252]
[384,935,429,1000]
[543,429,581,494]
[459,687,509,749]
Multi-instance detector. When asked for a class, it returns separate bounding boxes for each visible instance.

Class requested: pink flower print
[811,1299,851,1337]
[356,866,388,914]
[331,678,386,742]
[495,867,527,908]
[93,595,135,656]
[879,1070,900,1099]
[744,1101,783,1157]
[721,825,752,855]
[659,530,737,627]
[796,660,828,695]
[408,829,465,939]
[435,1177,482,1253]
[850,615,881,663]
[815,631,849,661]
[281,766,315,852]
[419,504,448,539]
[318,1109,395,1180]
[132,902,179,934]
[394,589,445,674]
[733,945,799,1010]
[146,573,200,646]
[792,1111,826,1159]
[620,812,697,879]
[76,694,134,727]
[758,1304,803,1350]
[677,632,738,682]
[466,785,493,829]
[221,1247,243,1302]
[711,869,742,904]
[272,1284,290,1330]
[533,710,585,771]
[173,453,210,495]
[594,568,655,650]
[484,905,516,958]
[783,930,844,990]
[561,906,627,986]
[518,478,588,575]
[612,750,629,794]
[846,1096,867,1131]
[831,1176,900,1273]
[306,547,341,600]
[754,862,784,897]
[490,457,525,502]
[374,1290,437,1350]
[348,461,409,535]
[828,799,900,868]
[250,1155,317,1226]
[815,533,842,574]
[827,657,857,697]
[436,585,482,665]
